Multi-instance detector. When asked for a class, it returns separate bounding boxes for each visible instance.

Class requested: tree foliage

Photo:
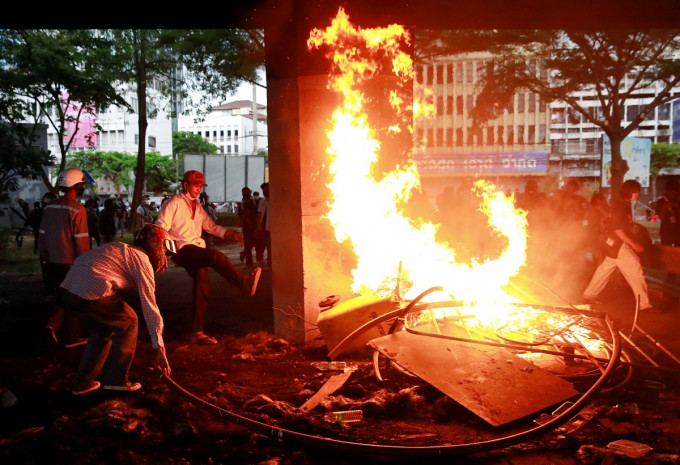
[0,29,128,191]
[64,150,177,194]
[424,29,680,196]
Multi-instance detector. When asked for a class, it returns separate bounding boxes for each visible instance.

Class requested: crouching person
[60,224,174,395]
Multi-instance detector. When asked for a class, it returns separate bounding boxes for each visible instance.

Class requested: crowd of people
[32,168,266,395]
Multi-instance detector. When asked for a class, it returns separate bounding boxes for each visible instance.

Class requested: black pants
[172,245,244,333]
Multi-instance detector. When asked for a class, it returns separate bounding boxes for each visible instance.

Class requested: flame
[308,8,527,307]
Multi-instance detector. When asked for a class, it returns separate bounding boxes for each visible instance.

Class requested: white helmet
[57,168,94,189]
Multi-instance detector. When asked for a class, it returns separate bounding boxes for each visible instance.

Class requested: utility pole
[252,82,258,156]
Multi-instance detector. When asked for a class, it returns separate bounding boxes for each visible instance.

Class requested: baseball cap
[181,170,208,187]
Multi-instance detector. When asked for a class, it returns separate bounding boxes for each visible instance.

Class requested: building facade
[177,100,268,157]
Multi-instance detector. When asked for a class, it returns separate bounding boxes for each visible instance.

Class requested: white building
[177,100,268,156]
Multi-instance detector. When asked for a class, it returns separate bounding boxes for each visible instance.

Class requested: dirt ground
[1,240,680,465]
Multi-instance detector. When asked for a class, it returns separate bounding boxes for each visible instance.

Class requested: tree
[448,29,680,197]
[650,143,680,200]
[0,29,128,192]
[107,29,265,231]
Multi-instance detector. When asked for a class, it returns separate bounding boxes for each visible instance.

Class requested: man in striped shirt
[39,168,93,348]
[61,224,173,395]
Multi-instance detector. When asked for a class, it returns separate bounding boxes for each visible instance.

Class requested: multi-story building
[413,52,551,199]
[177,100,268,156]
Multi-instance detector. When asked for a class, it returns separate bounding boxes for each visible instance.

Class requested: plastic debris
[607,439,653,458]
[323,410,364,424]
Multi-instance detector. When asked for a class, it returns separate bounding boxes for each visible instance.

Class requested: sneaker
[243,267,261,296]
[45,325,58,345]
[72,380,101,396]
[190,331,217,345]
[102,381,142,392]
[63,338,87,349]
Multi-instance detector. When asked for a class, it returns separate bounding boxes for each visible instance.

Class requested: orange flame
[308,8,527,307]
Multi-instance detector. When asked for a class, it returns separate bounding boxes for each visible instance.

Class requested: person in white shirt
[156,170,261,345]
[61,224,173,395]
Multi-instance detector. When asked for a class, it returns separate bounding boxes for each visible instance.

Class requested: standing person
[654,179,680,284]
[136,199,154,226]
[256,182,271,267]
[114,195,127,238]
[85,198,101,248]
[29,192,58,300]
[156,170,262,345]
[237,187,258,266]
[60,224,173,395]
[39,168,93,347]
[99,198,117,244]
[582,180,659,313]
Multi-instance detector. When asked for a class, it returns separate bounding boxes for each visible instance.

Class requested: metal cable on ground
[162,314,622,457]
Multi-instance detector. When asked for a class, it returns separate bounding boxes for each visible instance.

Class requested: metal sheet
[368,331,579,426]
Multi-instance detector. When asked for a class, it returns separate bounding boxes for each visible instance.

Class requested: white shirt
[155,193,229,250]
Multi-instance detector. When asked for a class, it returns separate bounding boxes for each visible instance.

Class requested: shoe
[190,331,217,345]
[63,338,87,349]
[103,381,142,392]
[72,380,101,395]
[45,325,58,345]
[243,267,261,296]
[641,306,661,313]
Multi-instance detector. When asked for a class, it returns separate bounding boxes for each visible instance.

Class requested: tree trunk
[129,31,148,233]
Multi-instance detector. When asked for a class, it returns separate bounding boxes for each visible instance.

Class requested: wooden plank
[299,370,354,412]
[368,331,578,426]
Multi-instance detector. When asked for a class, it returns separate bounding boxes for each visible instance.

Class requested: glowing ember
[308,8,527,307]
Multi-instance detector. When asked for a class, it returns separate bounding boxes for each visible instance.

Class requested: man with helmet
[39,168,94,347]
[156,170,261,345]
[60,224,174,395]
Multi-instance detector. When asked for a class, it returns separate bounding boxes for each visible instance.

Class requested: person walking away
[136,199,154,226]
[654,179,680,284]
[237,187,258,266]
[114,196,127,238]
[39,168,93,347]
[582,180,659,313]
[99,198,117,244]
[155,170,262,345]
[61,224,173,395]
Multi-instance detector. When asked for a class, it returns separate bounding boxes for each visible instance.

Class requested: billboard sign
[601,135,651,188]
[414,151,548,176]
[672,98,680,144]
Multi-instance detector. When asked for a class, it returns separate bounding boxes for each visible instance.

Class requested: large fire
[307,8,527,311]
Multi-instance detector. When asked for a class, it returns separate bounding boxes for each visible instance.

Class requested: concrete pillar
[264,5,413,344]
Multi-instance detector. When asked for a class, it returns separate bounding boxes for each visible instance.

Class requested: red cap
[181,170,207,187]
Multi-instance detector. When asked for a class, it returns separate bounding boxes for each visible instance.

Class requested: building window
[539,97,546,112]
[227,130,232,137]
[427,128,434,147]
[204,131,209,137]
[235,129,239,137]
[467,127,473,145]
[436,65,443,85]
[538,124,546,143]
[456,128,463,146]
[508,95,514,114]
[446,127,453,147]
[436,128,443,146]
[235,145,239,154]
[416,66,423,85]
[456,96,463,115]
[446,95,453,115]
[466,95,474,115]
[528,94,536,112]
[436,96,443,116]
[227,146,231,154]
[426,65,433,86]
[213,130,217,138]
[497,126,504,145]
[148,136,156,148]
[517,93,525,113]
[528,125,535,143]
[456,63,463,83]
[220,130,224,138]
[487,127,494,145]
[517,125,525,144]
[118,130,124,143]
[659,103,670,120]
[507,126,514,145]
[446,64,453,83]
[465,62,473,83]
[134,134,139,144]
